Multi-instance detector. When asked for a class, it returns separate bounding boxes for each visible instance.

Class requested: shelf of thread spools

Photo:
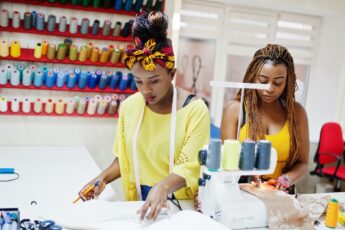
[0,64,137,94]
[0,8,133,42]
[0,39,130,68]
[0,94,123,118]
[1,0,165,16]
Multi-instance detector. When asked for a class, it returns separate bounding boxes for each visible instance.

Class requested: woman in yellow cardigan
[221,44,309,191]
[79,11,210,220]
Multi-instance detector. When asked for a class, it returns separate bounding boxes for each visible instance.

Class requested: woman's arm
[284,102,310,186]
[221,100,240,141]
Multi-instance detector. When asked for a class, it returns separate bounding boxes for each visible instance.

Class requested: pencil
[73,180,100,204]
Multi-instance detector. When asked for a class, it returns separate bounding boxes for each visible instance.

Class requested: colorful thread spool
[206,138,222,171]
[325,199,339,228]
[222,139,240,170]
[239,140,256,170]
[255,140,271,170]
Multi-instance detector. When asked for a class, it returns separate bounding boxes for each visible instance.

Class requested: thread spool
[97,100,107,115]
[59,16,67,32]
[36,13,45,31]
[154,0,164,11]
[102,20,111,36]
[34,42,42,59]
[134,0,144,11]
[56,71,65,87]
[78,45,88,62]
[55,99,65,114]
[47,14,56,32]
[99,47,110,63]
[33,70,43,87]
[108,100,118,115]
[22,98,31,113]
[92,20,100,35]
[24,12,32,29]
[222,139,240,170]
[73,96,79,109]
[33,98,43,113]
[239,140,256,170]
[115,0,123,10]
[119,74,129,90]
[31,11,37,28]
[110,48,121,64]
[93,0,101,7]
[90,47,99,62]
[325,199,339,228]
[64,38,72,56]
[113,21,122,37]
[103,95,112,105]
[10,41,21,58]
[145,0,153,11]
[45,99,54,114]
[0,67,7,85]
[77,99,86,114]
[119,94,127,101]
[66,99,75,114]
[41,66,48,83]
[67,72,76,88]
[78,72,88,89]
[86,99,97,115]
[45,71,55,88]
[10,69,20,86]
[69,44,78,61]
[47,43,56,60]
[124,0,133,11]
[88,73,98,88]
[69,17,78,34]
[11,97,20,113]
[103,0,113,7]
[82,0,91,7]
[206,138,221,171]
[12,11,21,28]
[5,64,13,80]
[0,9,9,27]
[86,42,93,57]
[0,40,9,57]
[22,69,32,86]
[98,74,108,89]
[121,21,132,37]
[255,140,271,170]
[41,40,49,56]
[74,68,81,78]
[57,43,67,60]
[0,96,8,112]
[16,64,25,79]
[80,18,89,35]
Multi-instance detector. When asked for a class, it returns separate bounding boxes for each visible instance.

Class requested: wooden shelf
[1,19,132,42]
[0,48,126,68]
[0,101,118,118]
[0,82,137,94]
[2,0,139,16]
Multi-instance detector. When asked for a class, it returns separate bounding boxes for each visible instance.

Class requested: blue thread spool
[67,72,76,88]
[31,11,37,28]
[106,71,113,84]
[119,74,129,90]
[206,138,221,171]
[239,140,256,170]
[74,68,81,82]
[98,74,108,89]
[53,67,59,80]
[33,70,43,87]
[36,13,45,31]
[109,71,122,89]
[95,70,102,79]
[115,0,123,10]
[88,73,98,89]
[92,20,100,35]
[56,71,65,87]
[78,72,88,89]
[45,71,55,88]
[41,66,48,83]
[47,14,56,32]
[129,73,137,90]
[134,0,144,11]
[16,64,25,81]
[255,140,271,170]
[124,0,133,11]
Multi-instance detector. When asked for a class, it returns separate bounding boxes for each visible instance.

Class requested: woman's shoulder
[223,100,240,118]
[293,101,308,124]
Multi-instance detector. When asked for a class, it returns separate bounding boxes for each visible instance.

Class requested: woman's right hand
[79,177,106,201]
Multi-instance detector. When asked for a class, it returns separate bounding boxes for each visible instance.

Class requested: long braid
[236,44,300,172]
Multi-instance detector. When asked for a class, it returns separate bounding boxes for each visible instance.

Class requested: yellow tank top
[239,122,290,179]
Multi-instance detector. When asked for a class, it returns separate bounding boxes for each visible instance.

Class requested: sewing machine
[198,147,277,229]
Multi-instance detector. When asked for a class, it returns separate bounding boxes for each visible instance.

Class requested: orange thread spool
[325,198,339,228]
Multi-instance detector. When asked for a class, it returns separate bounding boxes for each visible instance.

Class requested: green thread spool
[82,0,91,7]
[57,43,67,60]
[59,0,68,4]
[71,0,79,5]
[47,43,56,60]
[110,48,121,64]
[222,139,240,170]
[78,45,88,62]
[93,0,101,7]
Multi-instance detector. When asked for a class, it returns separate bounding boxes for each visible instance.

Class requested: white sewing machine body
[198,148,277,229]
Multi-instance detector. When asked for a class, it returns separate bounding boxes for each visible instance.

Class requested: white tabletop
[0,146,116,219]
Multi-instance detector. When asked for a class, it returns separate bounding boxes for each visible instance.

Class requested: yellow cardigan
[114,93,210,200]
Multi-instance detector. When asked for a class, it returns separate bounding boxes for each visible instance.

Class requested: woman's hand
[79,177,106,201]
[137,182,169,221]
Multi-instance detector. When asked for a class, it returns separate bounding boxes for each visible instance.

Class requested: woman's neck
[147,85,174,114]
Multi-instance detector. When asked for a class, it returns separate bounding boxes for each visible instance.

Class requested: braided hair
[237,44,299,172]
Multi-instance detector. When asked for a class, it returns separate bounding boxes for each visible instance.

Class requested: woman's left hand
[137,183,168,221]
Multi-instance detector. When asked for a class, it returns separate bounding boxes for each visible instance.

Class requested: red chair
[310,122,345,191]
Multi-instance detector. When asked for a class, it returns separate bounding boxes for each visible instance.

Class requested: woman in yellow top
[221,44,309,191]
[79,11,210,220]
